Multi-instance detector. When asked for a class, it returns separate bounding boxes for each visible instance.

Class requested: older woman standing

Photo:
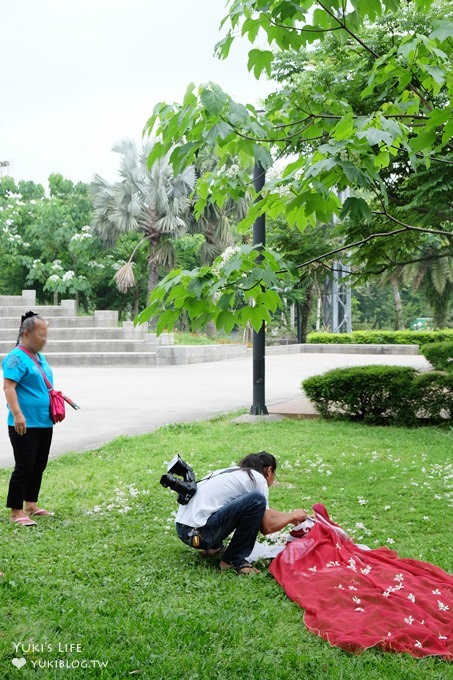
[2,311,55,526]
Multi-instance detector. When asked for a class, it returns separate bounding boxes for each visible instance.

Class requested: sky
[0,0,271,187]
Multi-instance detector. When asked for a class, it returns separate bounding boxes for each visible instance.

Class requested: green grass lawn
[0,417,452,679]
[173,331,240,345]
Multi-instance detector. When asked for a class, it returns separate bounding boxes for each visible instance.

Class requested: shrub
[420,341,453,372]
[307,330,453,345]
[302,365,417,424]
[411,372,453,423]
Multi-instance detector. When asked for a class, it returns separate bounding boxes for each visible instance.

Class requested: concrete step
[0,291,37,306]
[0,326,148,341]
[29,352,157,366]
[268,397,319,419]
[0,296,33,306]
[0,291,158,366]
[0,305,78,317]
[0,315,97,329]
[0,339,152,353]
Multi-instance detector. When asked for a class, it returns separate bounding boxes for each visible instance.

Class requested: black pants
[6,427,53,509]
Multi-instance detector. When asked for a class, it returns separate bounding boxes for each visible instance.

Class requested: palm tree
[188,148,249,264]
[403,240,453,328]
[90,139,195,296]
[183,150,250,336]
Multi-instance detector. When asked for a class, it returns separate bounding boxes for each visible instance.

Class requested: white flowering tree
[0,176,40,293]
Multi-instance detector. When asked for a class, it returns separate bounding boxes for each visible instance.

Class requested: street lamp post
[250,162,268,415]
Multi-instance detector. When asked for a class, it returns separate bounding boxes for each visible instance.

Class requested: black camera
[160,454,197,505]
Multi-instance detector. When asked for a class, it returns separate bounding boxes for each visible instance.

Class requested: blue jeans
[176,491,267,568]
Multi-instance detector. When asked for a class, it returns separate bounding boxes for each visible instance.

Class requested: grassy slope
[0,417,451,679]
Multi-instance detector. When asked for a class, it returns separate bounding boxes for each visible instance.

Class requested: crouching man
[175,451,307,574]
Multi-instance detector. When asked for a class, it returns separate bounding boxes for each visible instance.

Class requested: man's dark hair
[238,451,277,479]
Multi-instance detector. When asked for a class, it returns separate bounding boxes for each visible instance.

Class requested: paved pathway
[0,352,430,468]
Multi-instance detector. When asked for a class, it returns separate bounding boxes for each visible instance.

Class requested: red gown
[269,504,453,660]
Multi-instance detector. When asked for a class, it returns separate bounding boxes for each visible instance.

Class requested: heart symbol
[12,658,26,669]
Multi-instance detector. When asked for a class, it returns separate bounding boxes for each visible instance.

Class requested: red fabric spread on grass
[269,504,453,660]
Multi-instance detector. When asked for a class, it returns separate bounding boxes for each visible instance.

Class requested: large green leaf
[247,49,274,78]
[200,86,228,116]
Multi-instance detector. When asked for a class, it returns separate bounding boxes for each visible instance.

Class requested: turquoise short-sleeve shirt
[2,347,53,428]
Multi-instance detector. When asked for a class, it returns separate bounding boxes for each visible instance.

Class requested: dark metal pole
[296,301,302,344]
[250,162,268,415]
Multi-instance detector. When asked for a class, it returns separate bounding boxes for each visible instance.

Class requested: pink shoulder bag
[18,346,79,424]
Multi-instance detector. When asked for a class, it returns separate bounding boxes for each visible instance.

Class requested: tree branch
[316,0,380,58]
[315,0,434,111]
[372,211,453,237]
[268,17,343,34]
[318,250,453,278]
[295,222,452,271]
[296,227,409,269]
[219,114,324,144]
[387,193,453,223]
[359,250,453,277]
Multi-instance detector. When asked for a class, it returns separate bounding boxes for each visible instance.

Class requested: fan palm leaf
[90,139,195,294]
[114,261,136,293]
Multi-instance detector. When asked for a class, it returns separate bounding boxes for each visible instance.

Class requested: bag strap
[18,345,53,390]
[198,467,240,483]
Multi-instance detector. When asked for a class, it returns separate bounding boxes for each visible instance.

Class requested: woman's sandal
[30,509,54,517]
[219,560,261,575]
[10,516,37,527]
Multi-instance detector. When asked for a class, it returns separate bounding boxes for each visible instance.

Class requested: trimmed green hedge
[420,341,453,372]
[412,372,453,422]
[307,330,453,345]
[302,365,452,425]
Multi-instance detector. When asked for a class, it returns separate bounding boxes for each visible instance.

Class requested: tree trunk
[147,260,159,296]
[147,258,160,330]
[133,293,140,319]
[204,320,217,338]
[390,275,403,330]
[299,285,313,343]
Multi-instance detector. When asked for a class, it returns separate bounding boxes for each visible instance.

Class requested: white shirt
[175,467,269,528]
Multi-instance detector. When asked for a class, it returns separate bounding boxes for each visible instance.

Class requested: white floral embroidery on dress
[348,585,358,591]
[437,601,449,612]
[347,558,357,571]
[438,634,447,640]
[404,615,414,625]
[352,596,361,604]
[326,561,341,567]
[407,593,416,603]
[414,640,422,648]
[337,584,345,589]
[355,607,365,612]
[394,573,404,582]
[308,566,317,572]
[432,588,442,595]
[360,565,372,575]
